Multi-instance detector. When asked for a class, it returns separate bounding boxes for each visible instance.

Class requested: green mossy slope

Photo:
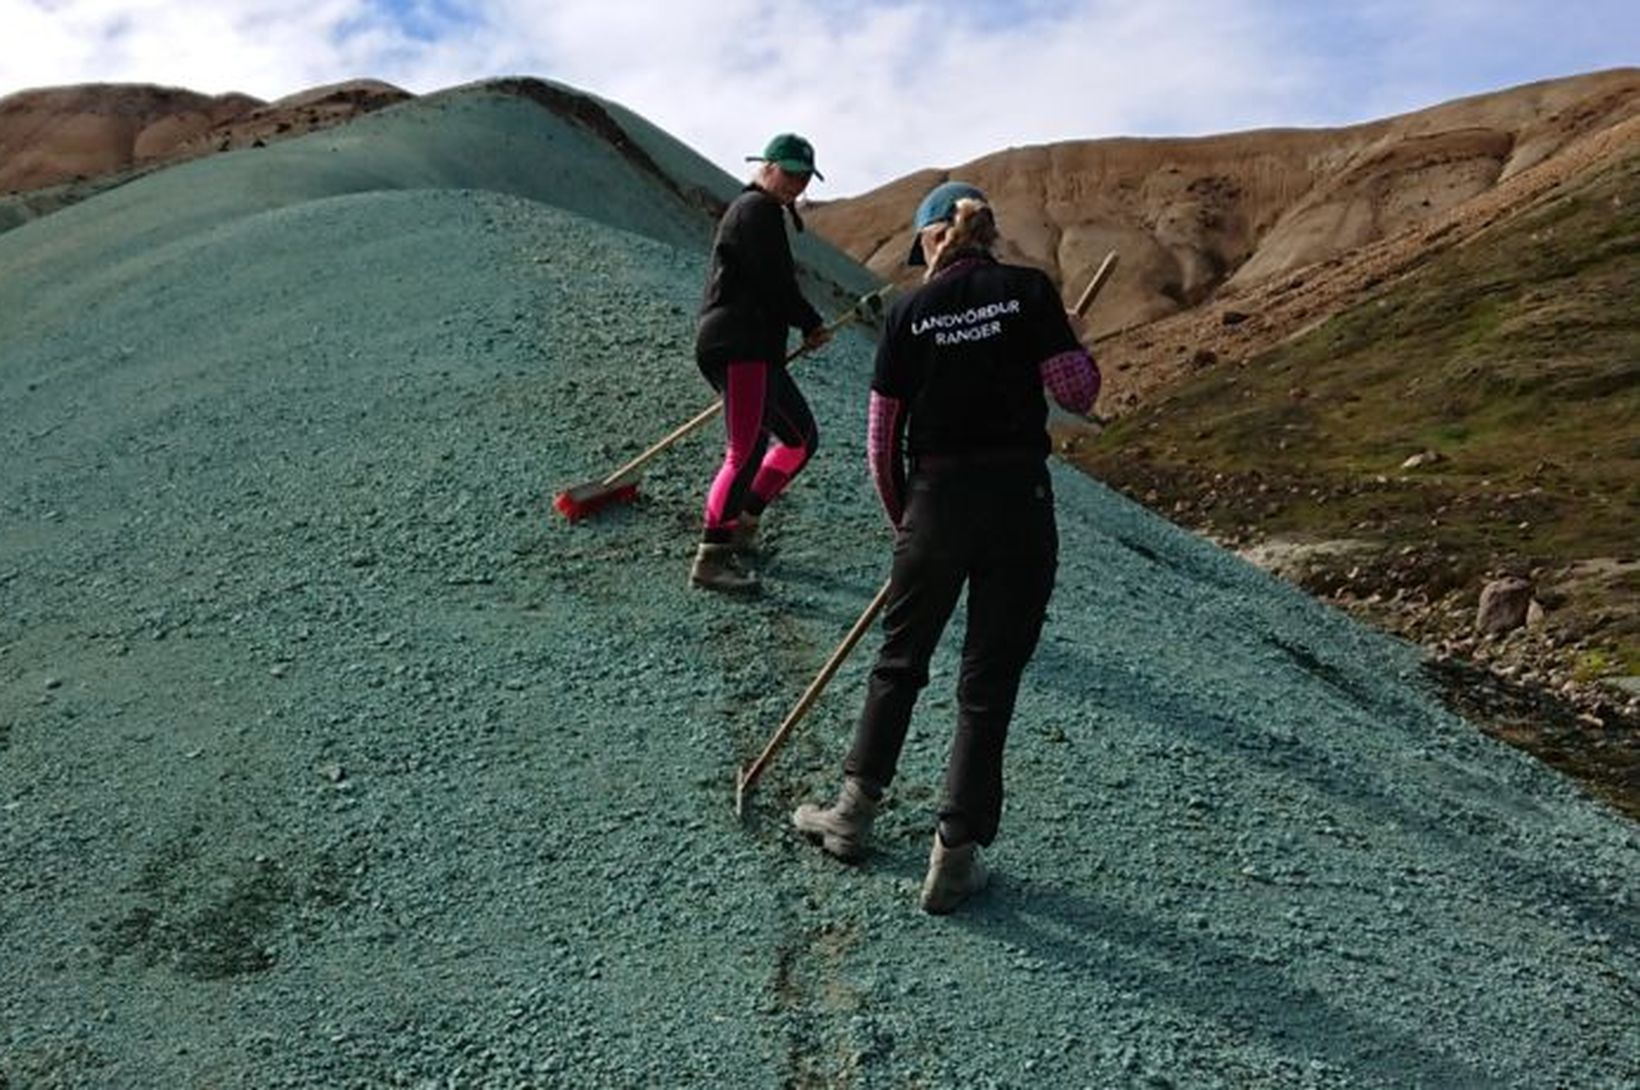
[1083,151,1640,667]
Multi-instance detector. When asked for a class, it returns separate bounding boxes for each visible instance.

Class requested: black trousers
[844,458,1057,847]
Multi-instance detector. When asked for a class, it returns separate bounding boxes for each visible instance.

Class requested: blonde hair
[926,197,999,278]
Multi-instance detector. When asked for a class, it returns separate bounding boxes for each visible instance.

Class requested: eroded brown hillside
[0,79,410,194]
[805,68,1640,378]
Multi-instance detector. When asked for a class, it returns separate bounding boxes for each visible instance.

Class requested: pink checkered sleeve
[867,390,907,527]
[1040,349,1100,415]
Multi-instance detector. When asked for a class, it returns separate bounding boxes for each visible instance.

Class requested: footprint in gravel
[90,832,355,980]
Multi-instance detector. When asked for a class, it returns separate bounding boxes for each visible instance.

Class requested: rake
[735,579,892,818]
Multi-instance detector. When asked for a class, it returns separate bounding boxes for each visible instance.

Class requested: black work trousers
[844,458,1057,847]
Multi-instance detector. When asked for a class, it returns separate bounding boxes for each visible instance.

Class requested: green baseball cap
[748,132,823,180]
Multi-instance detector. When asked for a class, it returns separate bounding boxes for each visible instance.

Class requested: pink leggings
[703,360,818,538]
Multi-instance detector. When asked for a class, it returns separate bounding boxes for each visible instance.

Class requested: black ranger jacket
[873,255,1081,460]
[695,185,823,373]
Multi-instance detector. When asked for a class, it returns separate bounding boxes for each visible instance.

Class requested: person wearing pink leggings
[691,133,832,593]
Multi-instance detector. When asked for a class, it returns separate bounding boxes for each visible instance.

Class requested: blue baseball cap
[908,181,987,266]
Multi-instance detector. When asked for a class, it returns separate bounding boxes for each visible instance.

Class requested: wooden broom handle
[599,401,723,487]
[599,288,889,488]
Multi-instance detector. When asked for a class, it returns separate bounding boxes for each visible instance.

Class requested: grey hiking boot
[792,777,879,861]
[919,832,989,914]
[690,542,759,594]
[729,512,761,555]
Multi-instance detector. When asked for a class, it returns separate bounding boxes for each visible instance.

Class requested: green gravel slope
[1,81,1636,1089]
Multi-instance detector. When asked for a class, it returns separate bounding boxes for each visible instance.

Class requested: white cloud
[0,0,401,97]
[2,0,1635,196]
[449,0,1314,192]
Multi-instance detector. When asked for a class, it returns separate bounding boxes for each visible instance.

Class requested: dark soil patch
[1424,656,1640,820]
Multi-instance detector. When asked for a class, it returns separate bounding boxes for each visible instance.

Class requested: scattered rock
[1476,577,1533,635]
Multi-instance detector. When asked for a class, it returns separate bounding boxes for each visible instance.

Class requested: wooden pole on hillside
[735,580,892,818]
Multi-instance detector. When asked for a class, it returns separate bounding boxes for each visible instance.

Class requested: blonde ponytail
[926,197,999,277]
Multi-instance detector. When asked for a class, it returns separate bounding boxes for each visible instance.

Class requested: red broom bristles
[552,478,640,522]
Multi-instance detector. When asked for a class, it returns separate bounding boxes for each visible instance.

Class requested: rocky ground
[1288,547,1640,821]
[1054,420,1640,820]
[1246,536,1638,816]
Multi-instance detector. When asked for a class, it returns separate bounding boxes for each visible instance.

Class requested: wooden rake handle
[736,578,893,813]
[1067,250,1119,429]
[1073,250,1119,317]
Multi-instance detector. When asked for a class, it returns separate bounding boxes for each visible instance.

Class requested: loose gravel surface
[2,81,1637,1089]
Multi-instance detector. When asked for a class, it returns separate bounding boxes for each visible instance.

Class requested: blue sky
[2,0,1635,195]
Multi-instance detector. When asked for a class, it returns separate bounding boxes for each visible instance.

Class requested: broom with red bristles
[552,286,892,522]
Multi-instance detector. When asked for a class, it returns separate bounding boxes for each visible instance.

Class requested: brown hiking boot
[792,777,879,861]
[728,512,761,555]
[919,832,989,914]
[689,543,759,594]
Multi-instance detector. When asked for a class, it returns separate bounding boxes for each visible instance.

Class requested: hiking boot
[792,777,879,861]
[729,512,761,555]
[919,831,989,914]
[690,543,759,594]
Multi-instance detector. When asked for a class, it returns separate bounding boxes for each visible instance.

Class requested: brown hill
[805,67,1640,396]
[0,83,257,193]
[0,79,410,195]
[173,79,413,157]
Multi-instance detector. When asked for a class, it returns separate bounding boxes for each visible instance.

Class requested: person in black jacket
[792,181,1101,914]
[690,133,832,593]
